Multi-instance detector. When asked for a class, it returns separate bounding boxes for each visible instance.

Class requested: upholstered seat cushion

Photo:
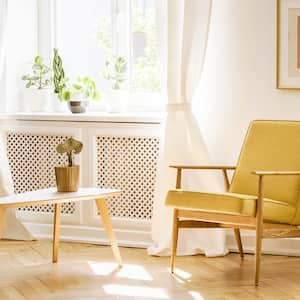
[165,190,296,224]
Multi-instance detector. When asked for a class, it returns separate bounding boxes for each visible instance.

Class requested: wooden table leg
[0,208,6,239]
[95,198,122,267]
[52,203,61,263]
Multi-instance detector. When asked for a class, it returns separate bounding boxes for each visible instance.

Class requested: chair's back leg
[170,209,179,273]
[233,228,244,259]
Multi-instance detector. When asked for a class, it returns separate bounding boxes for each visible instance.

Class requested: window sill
[0,111,165,124]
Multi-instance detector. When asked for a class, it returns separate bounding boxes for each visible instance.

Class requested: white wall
[194,0,300,255]
[195,0,300,166]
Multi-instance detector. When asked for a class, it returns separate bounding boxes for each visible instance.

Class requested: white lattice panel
[6,132,76,215]
[97,135,159,220]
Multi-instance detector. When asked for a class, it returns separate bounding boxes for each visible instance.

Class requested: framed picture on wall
[277,0,300,89]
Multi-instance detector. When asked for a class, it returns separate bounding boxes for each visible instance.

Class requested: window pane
[131,0,160,92]
[56,0,161,96]
[56,0,112,91]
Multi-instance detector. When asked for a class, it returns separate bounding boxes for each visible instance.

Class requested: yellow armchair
[165,120,300,285]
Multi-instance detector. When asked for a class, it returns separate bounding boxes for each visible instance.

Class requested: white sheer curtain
[0,132,34,240]
[0,0,7,108]
[0,0,33,240]
[148,0,228,257]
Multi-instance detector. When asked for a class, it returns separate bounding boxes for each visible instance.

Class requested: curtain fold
[0,0,7,73]
[0,131,34,240]
[0,0,7,107]
[148,0,228,256]
[0,0,34,240]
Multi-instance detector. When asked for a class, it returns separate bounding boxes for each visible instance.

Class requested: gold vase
[55,166,79,192]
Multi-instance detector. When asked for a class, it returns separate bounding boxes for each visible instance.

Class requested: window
[53,0,161,108]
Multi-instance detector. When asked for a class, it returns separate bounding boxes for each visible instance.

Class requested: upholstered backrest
[230,121,300,212]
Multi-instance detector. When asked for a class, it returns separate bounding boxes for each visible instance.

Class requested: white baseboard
[22,223,300,256]
[226,229,300,256]
[23,222,152,248]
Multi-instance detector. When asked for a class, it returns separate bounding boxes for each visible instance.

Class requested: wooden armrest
[169,165,236,170]
[252,171,300,176]
[170,165,236,191]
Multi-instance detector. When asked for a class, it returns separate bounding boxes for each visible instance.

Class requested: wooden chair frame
[170,165,300,285]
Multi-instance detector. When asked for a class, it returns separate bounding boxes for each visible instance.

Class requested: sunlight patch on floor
[117,264,154,281]
[88,261,118,276]
[88,262,154,280]
[103,284,169,298]
[168,267,192,280]
[188,291,206,300]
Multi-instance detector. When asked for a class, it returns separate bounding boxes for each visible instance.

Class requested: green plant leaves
[22,51,101,103]
[72,84,82,90]
[21,56,51,89]
[63,90,71,101]
[53,48,66,94]
[34,56,43,65]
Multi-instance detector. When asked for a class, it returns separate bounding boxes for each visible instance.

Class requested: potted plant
[55,137,83,192]
[102,55,128,113]
[59,76,101,113]
[52,48,68,112]
[21,56,52,112]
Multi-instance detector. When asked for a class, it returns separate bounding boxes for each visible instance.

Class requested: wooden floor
[0,240,299,300]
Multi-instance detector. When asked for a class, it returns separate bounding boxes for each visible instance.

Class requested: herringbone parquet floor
[0,240,299,300]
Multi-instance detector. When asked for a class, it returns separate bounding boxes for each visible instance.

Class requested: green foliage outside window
[132,6,160,92]
[96,18,113,55]
[103,56,128,90]
[96,3,160,93]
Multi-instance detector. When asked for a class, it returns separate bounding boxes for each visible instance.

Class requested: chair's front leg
[223,169,244,260]
[170,209,179,273]
[255,175,264,286]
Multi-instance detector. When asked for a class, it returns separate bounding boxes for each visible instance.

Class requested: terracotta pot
[55,166,79,192]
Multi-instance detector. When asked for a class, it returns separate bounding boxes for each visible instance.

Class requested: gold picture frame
[277,0,300,89]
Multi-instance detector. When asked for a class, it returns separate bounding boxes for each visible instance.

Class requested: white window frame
[36,0,165,113]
